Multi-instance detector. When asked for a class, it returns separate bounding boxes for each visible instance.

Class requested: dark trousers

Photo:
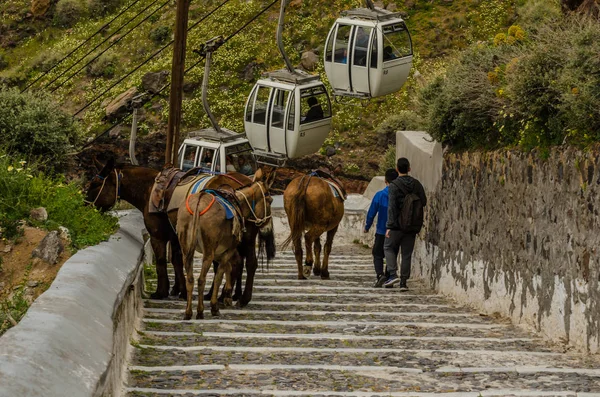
[372,233,387,277]
[384,230,416,280]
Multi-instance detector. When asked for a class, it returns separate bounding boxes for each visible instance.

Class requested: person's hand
[363,228,368,233]
[385,229,390,238]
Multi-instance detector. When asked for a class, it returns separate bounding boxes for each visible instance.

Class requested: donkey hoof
[196,312,204,320]
[184,312,192,320]
[211,307,220,316]
[320,271,330,280]
[313,267,321,276]
[224,298,233,307]
[170,287,180,296]
[297,274,307,280]
[151,291,169,300]
[302,265,312,278]
[232,293,241,301]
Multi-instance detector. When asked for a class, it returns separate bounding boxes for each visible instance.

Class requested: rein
[85,169,122,206]
[237,182,271,227]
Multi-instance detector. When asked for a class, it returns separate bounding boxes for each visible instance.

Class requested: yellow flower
[506,36,517,45]
[7,166,14,172]
[16,168,23,172]
[19,160,26,165]
[488,71,499,84]
[572,87,580,95]
[494,33,506,46]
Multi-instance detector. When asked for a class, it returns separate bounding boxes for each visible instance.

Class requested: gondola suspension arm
[365,0,375,10]
[197,36,226,133]
[277,0,295,74]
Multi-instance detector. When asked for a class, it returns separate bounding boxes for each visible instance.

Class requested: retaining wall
[399,131,600,353]
[0,210,148,396]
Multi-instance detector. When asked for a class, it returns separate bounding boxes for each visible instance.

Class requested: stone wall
[412,145,600,353]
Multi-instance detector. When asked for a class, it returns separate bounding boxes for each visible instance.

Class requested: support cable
[73,0,232,117]
[45,0,167,93]
[78,0,278,153]
[21,0,145,93]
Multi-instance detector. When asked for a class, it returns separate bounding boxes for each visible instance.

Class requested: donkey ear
[92,156,103,172]
[98,158,115,178]
[264,167,277,189]
[254,167,264,182]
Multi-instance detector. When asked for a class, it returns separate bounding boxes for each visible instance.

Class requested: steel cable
[78,0,278,153]
[44,0,167,93]
[21,0,145,93]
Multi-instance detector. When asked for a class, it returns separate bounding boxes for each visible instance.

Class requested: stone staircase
[124,247,600,396]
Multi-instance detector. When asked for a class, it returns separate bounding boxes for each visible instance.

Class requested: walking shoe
[383,276,400,288]
[373,274,386,288]
[399,279,409,292]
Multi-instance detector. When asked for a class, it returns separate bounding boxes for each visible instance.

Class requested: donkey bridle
[85,169,122,206]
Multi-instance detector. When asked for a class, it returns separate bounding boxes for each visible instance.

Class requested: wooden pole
[165,0,191,166]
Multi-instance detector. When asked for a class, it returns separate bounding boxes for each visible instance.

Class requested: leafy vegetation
[419,3,600,150]
[0,152,119,248]
[0,87,81,171]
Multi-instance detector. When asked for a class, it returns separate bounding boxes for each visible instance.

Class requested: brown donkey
[177,169,275,319]
[85,159,274,305]
[282,172,345,280]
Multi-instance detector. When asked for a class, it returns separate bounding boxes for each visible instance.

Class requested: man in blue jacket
[364,169,399,288]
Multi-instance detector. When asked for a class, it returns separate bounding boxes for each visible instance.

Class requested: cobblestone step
[131,345,592,370]
[126,367,600,394]
[127,247,600,396]
[143,308,497,324]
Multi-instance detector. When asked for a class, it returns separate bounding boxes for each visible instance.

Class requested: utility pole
[165,0,191,166]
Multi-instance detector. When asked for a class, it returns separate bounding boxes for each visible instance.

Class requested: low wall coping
[0,210,146,397]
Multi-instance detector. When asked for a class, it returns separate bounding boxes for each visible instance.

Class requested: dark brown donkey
[282,171,345,280]
[177,169,275,319]
[85,159,275,306]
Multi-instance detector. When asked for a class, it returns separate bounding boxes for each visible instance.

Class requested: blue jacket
[365,186,389,235]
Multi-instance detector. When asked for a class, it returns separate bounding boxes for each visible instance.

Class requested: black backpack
[397,182,424,234]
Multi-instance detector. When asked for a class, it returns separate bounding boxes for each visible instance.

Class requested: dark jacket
[386,175,427,231]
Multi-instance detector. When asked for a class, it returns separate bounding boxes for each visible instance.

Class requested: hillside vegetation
[2,0,597,180]
[0,0,518,179]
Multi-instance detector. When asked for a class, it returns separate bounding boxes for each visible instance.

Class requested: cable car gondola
[324,0,413,99]
[244,0,332,166]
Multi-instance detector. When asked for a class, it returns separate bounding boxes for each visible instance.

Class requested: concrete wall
[399,129,600,354]
[0,211,148,396]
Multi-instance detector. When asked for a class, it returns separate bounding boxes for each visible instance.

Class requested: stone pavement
[124,246,600,396]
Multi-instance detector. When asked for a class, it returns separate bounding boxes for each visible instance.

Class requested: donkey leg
[293,236,305,280]
[321,226,338,280]
[239,242,257,307]
[232,255,243,302]
[223,260,234,307]
[170,238,187,300]
[203,261,218,301]
[304,233,315,278]
[313,236,322,276]
[211,262,226,316]
[150,237,170,299]
[197,253,214,319]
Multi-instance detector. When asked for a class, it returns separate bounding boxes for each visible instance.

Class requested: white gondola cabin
[244,70,332,165]
[324,7,413,98]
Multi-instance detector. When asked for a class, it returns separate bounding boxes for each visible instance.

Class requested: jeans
[383,230,416,280]
[372,233,386,277]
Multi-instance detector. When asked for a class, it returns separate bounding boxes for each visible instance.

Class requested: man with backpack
[383,157,427,291]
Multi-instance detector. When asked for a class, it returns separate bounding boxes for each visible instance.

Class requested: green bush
[87,0,124,16]
[54,0,88,27]
[0,153,119,248]
[0,53,8,71]
[419,17,600,149]
[375,111,426,147]
[86,53,117,78]
[0,87,82,170]
[378,145,397,175]
[149,26,172,45]
[31,51,63,73]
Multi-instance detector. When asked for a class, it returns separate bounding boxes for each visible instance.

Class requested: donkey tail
[181,193,204,267]
[281,176,310,250]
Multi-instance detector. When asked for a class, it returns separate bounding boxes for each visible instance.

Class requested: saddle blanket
[167,175,215,213]
[210,193,236,220]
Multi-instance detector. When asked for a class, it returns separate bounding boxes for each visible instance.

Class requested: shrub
[419,16,600,149]
[0,53,8,71]
[149,26,172,45]
[54,0,88,27]
[31,51,63,73]
[87,0,124,16]
[375,111,425,147]
[0,153,119,247]
[0,87,81,170]
[86,53,117,78]
[378,145,397,175]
